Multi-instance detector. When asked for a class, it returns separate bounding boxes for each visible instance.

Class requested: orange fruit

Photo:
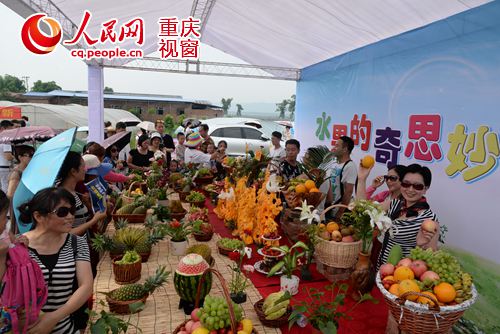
[388,283,400,296]
[361,155,375,168]
[394,266,415,282]
[318,223,326,230]
[398,279,420,301]
[433,282,456,303]
[295,184,306,194]
[304,180,316,191]
[417,291,437,307]
[326,222,340,233]
[309,187,320,193]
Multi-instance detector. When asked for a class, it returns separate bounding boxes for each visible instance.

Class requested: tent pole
[88,65,104,143]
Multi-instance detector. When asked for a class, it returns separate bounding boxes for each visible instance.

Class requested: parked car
[207,123,270,156]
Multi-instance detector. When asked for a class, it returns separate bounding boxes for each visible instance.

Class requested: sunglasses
[52,206,76,218]
[110,148,118,152]
[401,181,425,191]
[384,175,399,182]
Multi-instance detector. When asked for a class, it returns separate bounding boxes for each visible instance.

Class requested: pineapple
[109,266,169,301]
[113,218,129,230]
[115,227,148,250]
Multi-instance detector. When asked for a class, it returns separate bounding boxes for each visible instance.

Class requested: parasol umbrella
[13,127,85,233]
[275,120,293,128]
[0,126,57,144]
[136,121,156,132]
[182,118,201,128]
[102,131,131,152]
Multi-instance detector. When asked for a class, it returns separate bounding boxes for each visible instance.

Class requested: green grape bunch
[197,295,243,331]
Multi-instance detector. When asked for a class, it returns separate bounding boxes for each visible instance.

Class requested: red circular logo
[21,13,62,55]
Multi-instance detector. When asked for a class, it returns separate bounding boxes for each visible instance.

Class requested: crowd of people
[0,118,440,334]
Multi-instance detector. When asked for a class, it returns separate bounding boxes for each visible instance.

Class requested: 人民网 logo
[21,13,62,54]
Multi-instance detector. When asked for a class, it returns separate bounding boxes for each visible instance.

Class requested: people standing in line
[269,131,286,171]
[175,132,186,164]
[155,119,175,167]
[0,120,14,194]
[127,135,154,172]
[87,143,134,184]
[279,139,303,181]
[149,132,166,161]
[326,136,358,221]
[19,187,94,334]
[199,124,215,154]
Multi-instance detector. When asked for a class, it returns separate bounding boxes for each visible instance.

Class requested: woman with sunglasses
[356,164,406,210]
[376,164,439,270]
[18,187,93,334]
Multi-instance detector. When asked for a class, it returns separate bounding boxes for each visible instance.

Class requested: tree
[221,98,233,115]
[163,115,175,134]
[128,107,141,118]
[31,80,61,92]
[104,86,114,93]
[236,104,243,117]
[275,99,288,119]
[287,94,296,121]
[0,74,26,93]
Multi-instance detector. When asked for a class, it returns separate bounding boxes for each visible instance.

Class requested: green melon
[173,254,212,302]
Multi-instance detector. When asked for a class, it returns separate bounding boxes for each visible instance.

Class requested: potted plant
[298,224,320,281]
[191,219,214,242]
[288,283,376,333]
[267,241,309,295]
[186,190,206,208]
[87,300,143,333]
[164,219,194,256]
[194,167,214,185]
[343,200,392,300]
[153,204,170,222]
[112,250,142,285]
[228,247,253,304]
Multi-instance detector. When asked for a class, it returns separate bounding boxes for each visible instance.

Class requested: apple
[341,235,354,242]
[397,258,412,267]
[331,230,342,242]
[237,322,244,331]
[218,329,227,334]
[178,331,188,334]
[191,308,200,322]
[421,270,440,282]
[185,320,194,333]
[422,220,437,233]
[210,331,218,334]
[191,321,202,332]
[410,260,428,278]
[380,263,395,278]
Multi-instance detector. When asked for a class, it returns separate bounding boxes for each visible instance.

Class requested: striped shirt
[377,198,437,270]
[28,234,90,334]
[73,193,89,230]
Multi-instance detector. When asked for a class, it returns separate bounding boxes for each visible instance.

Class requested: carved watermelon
[174,254,212,303]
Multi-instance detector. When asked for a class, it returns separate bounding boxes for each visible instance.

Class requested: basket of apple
[376,243,477,334]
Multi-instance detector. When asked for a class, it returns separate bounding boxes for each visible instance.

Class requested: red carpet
[206,201,388,333]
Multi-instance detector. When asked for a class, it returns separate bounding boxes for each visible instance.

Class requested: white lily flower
[266,174,284,193]
[244,247,252,259]
[366,208,393,237]
[218,187,235,200]
[295,200,320,225]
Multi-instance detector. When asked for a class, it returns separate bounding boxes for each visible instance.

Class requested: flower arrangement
[163,219,194,242]
[186,206,209,222]
[341,200,392,254]
[267,241,309,279]
[186,190,205,203]
[228,247,254,295]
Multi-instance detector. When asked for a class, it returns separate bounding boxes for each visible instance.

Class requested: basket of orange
[376,247,477,334]
[283,178,324,209]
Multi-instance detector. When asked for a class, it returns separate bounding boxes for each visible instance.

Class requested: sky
[0,3,296,107]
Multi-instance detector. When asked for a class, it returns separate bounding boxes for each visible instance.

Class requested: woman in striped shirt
[19,187,93,334]
[377,164,440,270]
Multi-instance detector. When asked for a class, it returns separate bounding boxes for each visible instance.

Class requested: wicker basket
[193,230,214,242]
[173,269,259,334]
[111,208,147,224]
[217,240,238,257]
[138,251,151,263]
[254,298,292,328]
[316,261,354,282]
[106,294,148,315]
[170,210,187,221]
[280,208,307,243]
[122,181,147,205]
[315,238,362,268]
[112,258,142,284]
[188,199,205,208]
[375,274,477,334]
[179,191,190,202]
[195,174,214,185]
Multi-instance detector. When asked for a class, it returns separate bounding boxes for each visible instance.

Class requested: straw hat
[185,132,203,148]
[82,154,112,176]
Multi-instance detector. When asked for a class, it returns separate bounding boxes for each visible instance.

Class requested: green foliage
[288,94,296,120]
[236,103,243,117]
[128,107,141,119]
[147,107,156,115]
[268,241,309,278]
[275,99,288,119]
[104,86,114,93]
[163,115,175,134]
[0,74,26,93]
[88,301,143,334]
[221,97,233,115]
[31,80,61,92]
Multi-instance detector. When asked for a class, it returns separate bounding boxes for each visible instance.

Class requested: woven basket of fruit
[217,238,244,257]
[111,207,147,224]
[193,231,213,242]
[106,266,169,315]
[186,191,206,208]
[376,247,478,334]
[280,208,307,243]
[112,251,142,285]
[315,238,362,268]
[122,181,148,205]
[254,295,292,328]
[173,269,258,334]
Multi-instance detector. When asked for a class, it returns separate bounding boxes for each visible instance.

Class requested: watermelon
[174,254,212,303]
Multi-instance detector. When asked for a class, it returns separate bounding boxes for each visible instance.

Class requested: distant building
[22,90,223,122]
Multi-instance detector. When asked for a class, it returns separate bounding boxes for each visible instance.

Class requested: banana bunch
[115,250,141,265]
[454,272,473,304]
[262,291,291,320]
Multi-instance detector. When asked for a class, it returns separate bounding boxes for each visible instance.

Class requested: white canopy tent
[1,0,491,141]
[0,101,140,129]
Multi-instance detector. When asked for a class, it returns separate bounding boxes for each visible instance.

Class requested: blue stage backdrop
[296,2,500,330]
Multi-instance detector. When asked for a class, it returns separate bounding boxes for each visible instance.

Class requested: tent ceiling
[5,0,491,70]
